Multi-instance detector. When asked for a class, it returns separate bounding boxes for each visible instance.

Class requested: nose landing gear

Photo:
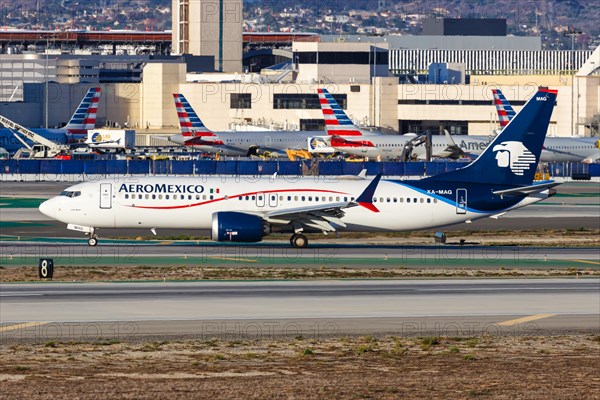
[86,228,99,246]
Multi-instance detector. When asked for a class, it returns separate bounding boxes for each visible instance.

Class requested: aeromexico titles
[40,87,560,248]
[169,88,599,163]
[0,87,101,153]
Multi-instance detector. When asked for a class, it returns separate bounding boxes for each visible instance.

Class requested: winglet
[355,173,382,212]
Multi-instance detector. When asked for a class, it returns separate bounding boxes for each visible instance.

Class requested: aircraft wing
[253,174,382,233]
[492,181,560,197]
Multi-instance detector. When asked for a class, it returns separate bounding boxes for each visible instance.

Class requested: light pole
[45,36,49,129]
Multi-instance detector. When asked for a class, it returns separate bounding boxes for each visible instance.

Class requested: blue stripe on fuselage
[386,179,526,214]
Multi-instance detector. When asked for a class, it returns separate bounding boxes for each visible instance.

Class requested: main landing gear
[290,233,308,248]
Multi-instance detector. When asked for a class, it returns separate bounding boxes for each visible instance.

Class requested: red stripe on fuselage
[127,188,348,210]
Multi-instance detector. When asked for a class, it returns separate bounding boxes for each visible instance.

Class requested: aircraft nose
[39,198,56,219]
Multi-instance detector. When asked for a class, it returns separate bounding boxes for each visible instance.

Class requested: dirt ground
[0,335,598,399]
[1,265,598,282]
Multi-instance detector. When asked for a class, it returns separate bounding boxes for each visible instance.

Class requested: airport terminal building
[0,16,599,143]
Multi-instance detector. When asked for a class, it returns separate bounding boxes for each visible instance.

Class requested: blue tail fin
[428,88,557,186]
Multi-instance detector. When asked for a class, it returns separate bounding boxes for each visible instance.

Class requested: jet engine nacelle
[211,212,268,243]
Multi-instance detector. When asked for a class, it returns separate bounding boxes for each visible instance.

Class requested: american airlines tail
[173,93,213,137]
[428,88,558,187]
[491,89,517,129]
[317,88,363,136]
[64,87,101,134]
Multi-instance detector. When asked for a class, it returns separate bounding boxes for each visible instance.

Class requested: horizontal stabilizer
[492,181,560,197]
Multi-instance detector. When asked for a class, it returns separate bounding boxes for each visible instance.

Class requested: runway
[1,279,598,341]
[1,242,599,268]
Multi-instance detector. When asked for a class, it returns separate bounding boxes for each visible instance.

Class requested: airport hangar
[0,33,598,147]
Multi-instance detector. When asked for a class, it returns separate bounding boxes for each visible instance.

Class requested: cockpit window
[60,191,81,198]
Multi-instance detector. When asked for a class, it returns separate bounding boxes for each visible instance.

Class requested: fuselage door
[456,188,467,214]
[268,193,278,207]
[256,192,265,208]
[100,183,112,209]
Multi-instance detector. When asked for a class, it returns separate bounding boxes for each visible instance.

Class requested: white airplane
[39,88,559,248]
[323,88,599,163]
[167,93,360,157]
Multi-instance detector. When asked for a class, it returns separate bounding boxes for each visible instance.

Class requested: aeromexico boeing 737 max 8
[39,88,559,248]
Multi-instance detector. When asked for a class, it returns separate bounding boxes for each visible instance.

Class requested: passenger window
[146,194,150,200]
[380,197,384,203]
[336,197,340,201]
[344,197,348,202]
[373,198,377,203]
[393,198,397,203]
[196,195,200,200]
[188,195,192,200]
[245,196,249,200]
[158,195,163,200]
[279,196,284,201]
[203,195,207,200]
[322,197,326,202]
[152,194,156,200]
[407,198,411,203]
[210,195,214,200]
[251,196,255,200]
[125,194,129,199]
[387,198,390,203]
[400,198,404,203]
[301,196,306,201]
[287,196,291,201]
[329,197,333,202]
[165,195,169,200]
[420,198,424,203]
[434,199,438,203]
[414,198,417,203]
[173,195,177,200]
[294,196,298,201]
[427,198,431,203]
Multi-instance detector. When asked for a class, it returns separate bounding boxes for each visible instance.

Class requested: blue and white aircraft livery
[0,87,101,153]
[40,88,559,248]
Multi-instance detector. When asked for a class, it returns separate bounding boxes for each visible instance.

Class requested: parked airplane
[167,93,363,156]
[0,87,101,153]
[40,88,559,248]
[325,88,599,163]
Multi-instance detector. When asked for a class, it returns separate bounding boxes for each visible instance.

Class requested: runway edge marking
[495,314,557,327]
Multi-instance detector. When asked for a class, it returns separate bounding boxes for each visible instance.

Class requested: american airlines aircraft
[324,88,599,163]
[39,88,559,248]
[168,93,339,156]
[0,87,101,153]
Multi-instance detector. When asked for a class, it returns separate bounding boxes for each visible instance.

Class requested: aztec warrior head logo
[492,141,536,176]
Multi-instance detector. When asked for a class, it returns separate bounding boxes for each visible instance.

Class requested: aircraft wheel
[88,237,98,246]
[291,234,308,249]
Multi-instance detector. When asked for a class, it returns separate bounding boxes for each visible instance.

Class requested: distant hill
[0,0,597,49]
